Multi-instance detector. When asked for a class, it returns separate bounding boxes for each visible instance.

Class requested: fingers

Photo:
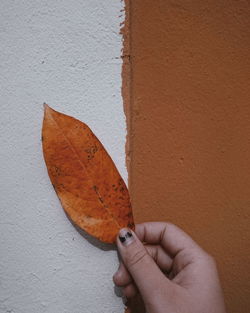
[145,244,173,272]
[113,263,137,299]
[114,245,172,286]
[135,222,204,257]
[113,262,132,287]
[122,283,138,298]
[116,228,172,301]
[114,222,204,301]
[113,244,173,298]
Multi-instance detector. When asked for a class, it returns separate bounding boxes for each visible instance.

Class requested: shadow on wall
[69,219,116,252]
[69,219,125,303]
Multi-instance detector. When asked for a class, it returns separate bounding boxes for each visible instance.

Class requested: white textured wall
[0,1,126,312]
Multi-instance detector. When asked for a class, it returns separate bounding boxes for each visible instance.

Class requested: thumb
[116,228,171,301]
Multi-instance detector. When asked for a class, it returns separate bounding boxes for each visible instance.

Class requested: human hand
[113,222,226,313]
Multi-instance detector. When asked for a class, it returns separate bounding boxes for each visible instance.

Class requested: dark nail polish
[119,229,134,246]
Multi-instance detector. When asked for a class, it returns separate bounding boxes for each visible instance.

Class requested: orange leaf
[42,104,134,243]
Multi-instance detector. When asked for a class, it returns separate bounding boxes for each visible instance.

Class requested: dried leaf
[42,104,134,243]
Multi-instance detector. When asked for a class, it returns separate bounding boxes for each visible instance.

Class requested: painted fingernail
[119,228,134,246]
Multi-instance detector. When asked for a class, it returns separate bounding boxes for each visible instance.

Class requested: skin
[113,222,226,313]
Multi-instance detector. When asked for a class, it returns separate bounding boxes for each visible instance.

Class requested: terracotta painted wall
[127,1,250,312]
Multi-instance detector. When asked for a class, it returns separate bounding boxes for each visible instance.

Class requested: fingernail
[119,228,134,246]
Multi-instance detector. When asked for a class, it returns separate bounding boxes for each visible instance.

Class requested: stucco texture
[128,1,250,312]
[0,1,127,312]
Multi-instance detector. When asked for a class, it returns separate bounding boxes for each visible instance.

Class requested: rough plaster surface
[129,1,250,313]
[0,1,126,312]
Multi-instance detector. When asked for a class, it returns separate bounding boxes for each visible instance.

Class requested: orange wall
[127,1,250,312]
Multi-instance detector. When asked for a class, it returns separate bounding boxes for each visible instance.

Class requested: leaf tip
[43,103,49,110]
[43,103,54,118]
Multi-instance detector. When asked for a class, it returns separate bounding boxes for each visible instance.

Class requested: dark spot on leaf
[85,145,98,160]
[51,166,61,176]
[93,185,104,204]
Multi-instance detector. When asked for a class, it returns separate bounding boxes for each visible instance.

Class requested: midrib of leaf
[47,109,121,231]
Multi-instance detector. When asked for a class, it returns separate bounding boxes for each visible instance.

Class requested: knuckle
[165,221,176,231]
[126,248,149,269]
[208,254,216,265]
[203,252,217,266]
[165,221,174,228]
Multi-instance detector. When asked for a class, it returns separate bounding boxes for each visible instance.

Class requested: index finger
[135,222,203,257]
